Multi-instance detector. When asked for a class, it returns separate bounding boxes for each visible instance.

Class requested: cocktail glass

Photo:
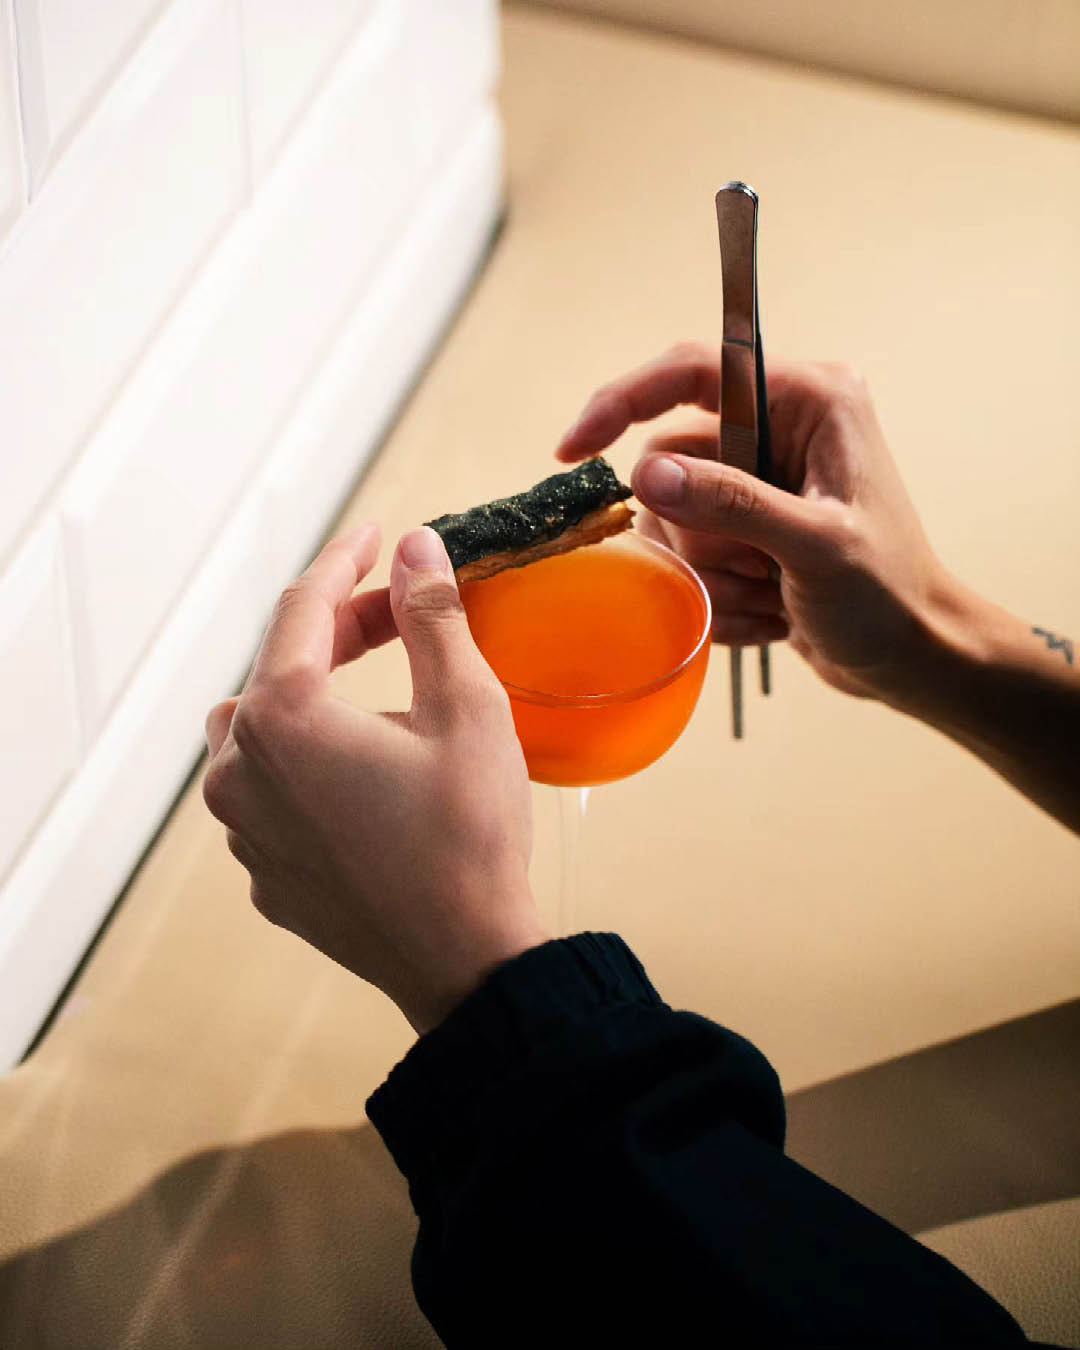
[460,530,712,929]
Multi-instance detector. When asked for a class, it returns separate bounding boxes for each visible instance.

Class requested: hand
[202,524,547,1036]
[557,344,951,704]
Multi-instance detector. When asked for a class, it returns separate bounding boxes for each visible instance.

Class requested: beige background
[524,0,1080,122]
[2,6,1078,1346]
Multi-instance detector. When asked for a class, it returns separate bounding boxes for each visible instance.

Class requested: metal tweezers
[715,182,774,739]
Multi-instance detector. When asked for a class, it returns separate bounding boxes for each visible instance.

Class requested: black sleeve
[366,933,1033,1348]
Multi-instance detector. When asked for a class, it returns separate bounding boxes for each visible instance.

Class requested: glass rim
[498,532,713,708]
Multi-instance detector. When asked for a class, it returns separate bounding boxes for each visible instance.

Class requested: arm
[557,348,1080,834]
[202,524,1039,1347]
[882,582,1080,832]
[368,932,1030,1349]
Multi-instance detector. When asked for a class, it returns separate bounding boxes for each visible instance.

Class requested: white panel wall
[0,0,502,1067]
[14,0,166,188]
[406,0,499,169]
[62,0,412,737]
[0,497,276,1072]
[0,0,23,240]
[266,106,503,578]
[0,521,79,883]
[241,0,378,176]
[0,0,247,564]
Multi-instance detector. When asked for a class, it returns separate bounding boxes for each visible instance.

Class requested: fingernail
[400,526,449,571]
[637,456,686,507]
[555,421,582,453]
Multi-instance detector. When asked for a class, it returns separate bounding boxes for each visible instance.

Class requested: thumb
[390,527,494,723]
[205,696,239,758]
[632,454,828,572]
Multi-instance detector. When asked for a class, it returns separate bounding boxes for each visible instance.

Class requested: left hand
[202,523,547,1036]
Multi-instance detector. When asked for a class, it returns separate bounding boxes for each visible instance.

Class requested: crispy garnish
[455,501,634,581]
[427,458,634,581]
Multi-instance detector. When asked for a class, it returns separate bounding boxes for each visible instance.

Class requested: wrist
[873,570,994,730]
[402,907,551,1038]
[874,569,1078,743]
[870,570,1080,833]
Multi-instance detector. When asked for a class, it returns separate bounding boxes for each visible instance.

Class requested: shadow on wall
[1,1001,1078,1348]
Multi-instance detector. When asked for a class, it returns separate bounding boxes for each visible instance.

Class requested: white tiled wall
[240,0,379,177]
[62,0,411,738]
[0,0,502,1068]
[14,0,167,188]
[0,520,80,882]
[0,1,24,237]
[0,0,247,564]
[405,0,499,169]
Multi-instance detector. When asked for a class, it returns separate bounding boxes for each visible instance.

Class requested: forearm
[884,577,1080,834]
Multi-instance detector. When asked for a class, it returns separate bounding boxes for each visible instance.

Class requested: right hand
[556,344,952,704]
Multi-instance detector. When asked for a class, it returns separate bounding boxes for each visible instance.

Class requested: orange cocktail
[460,532,711,786]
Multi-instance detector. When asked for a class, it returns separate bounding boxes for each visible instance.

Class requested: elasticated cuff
[366,932,664,1184]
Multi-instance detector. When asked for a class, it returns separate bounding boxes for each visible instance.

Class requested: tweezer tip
[730,647,745,739]
[716,181,758,204]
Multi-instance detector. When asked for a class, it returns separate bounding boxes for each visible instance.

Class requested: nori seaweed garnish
[426,458,633,571]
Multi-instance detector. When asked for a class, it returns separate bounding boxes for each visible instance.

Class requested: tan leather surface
[521,0,1080,122]
[921,1198,1080,1349]
[2,7,1079,1345]
[786,1001,1080,1345]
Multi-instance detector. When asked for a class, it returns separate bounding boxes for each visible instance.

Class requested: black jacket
[368,932,1046,1348]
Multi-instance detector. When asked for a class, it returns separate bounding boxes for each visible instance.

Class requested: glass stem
[557,786,590,934]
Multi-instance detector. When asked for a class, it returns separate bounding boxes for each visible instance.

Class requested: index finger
[248,523,381,696]
[555,342,721,462]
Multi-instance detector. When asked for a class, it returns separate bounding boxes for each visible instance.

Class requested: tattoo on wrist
[1032,626,1075,666]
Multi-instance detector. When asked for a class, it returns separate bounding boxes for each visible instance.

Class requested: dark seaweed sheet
[426,458,632,570]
